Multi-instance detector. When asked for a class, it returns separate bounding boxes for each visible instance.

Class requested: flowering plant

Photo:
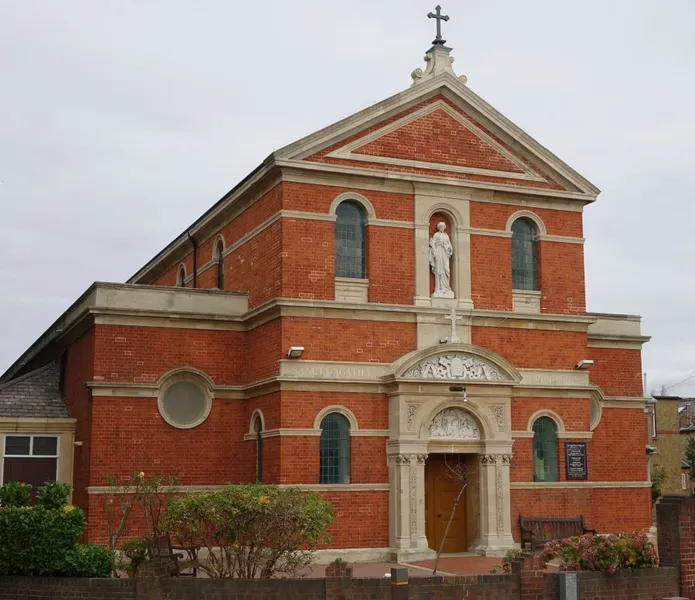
[539,532,658,574]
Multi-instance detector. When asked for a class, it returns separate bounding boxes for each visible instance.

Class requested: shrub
[102,471,179,576]
[63,544,112,577]
[119,537,148,577]
[37,481,71,510]
[0,505,85,575]
[0,482,32,507]
[490,547,532,574]
[166,484,335,578]
[651,465,666,504]
[539,532,658,574]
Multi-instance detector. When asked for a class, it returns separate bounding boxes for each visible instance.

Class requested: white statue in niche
[429,222,454,298]
[428,407,480,440]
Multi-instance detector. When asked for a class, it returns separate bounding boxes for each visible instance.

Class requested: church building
[0,13,651,560]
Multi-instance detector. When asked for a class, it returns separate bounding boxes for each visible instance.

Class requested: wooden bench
[519,515,596,550]
[152,533,200,577]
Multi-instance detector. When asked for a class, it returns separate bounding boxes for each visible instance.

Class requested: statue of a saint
[429,222,454,298]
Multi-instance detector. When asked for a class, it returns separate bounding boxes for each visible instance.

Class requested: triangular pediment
[274,74,599,200]
[326,99,547,184]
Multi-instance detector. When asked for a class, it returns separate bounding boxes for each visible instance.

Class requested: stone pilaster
[387,452,434,561]
[475,453,516,557]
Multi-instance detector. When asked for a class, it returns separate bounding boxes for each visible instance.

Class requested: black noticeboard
[565,442,588,481]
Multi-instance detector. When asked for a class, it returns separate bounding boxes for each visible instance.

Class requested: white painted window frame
[0,434,60,485]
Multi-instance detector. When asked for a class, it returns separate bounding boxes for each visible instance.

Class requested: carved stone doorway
[425,454,478,553]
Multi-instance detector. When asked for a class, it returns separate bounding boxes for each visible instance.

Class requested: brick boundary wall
[512,554,678,600]
[0,558,682,600]
[657,494,695,598]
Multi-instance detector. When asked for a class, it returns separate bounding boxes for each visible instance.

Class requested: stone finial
[411,45,467,86]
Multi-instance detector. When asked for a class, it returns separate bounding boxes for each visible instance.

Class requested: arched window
[532,417,558,482]
[335,201,366,279]
[254,416,263,483]
[319,413,350,484]
[511,218,538,290]
[177,265,186,288]
[215,240,225,290]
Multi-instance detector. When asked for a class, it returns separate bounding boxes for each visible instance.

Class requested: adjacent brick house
[648,394,695,497]
[0,36,652,559]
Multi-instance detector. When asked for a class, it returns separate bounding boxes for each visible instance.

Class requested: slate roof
[0,363,70,418]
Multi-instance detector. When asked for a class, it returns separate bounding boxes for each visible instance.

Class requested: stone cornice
[86,483,390,495]
[510,481,650,490]
[88,366,615,401]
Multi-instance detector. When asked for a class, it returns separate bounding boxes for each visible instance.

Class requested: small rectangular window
[651,410,657,439]
[33,437,58,457]
[5,436,30,456]
[683,473,688,490]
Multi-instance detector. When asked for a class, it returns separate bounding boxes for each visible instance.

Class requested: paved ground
[408,555,503,575]
[297,555,503,578]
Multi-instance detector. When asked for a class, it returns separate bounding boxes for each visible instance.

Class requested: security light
[575,359,594,370]
[287,346,305,359]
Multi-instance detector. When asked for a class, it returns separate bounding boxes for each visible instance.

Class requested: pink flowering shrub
[539,532,658,574]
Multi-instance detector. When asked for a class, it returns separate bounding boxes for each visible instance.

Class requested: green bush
[0,482,32,507]
[37,481,71,510]
[0,505,85,575]
[539,532,658,574]
[63,544,112,577]
[166,484,335,578]
[651,465,667,504]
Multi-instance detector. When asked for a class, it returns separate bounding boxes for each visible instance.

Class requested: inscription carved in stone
[404,354,503,381]
[428,408,480,440]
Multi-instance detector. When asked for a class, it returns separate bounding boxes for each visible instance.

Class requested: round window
[158,380,211,429]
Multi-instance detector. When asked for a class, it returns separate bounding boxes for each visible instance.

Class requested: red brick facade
[1,60,651,557]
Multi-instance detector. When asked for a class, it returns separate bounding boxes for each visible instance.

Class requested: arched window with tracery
[335,201,366,279]
[511,218,538,290]
[319,413,350,484]
[532,416,558,482]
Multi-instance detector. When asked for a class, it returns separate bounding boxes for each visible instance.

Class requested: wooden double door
[425,454,468,553]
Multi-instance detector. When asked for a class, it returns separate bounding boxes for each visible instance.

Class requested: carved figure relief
[429,222,454,298]
[404,354,503,381]
[407,404,421,430]
[496,467,504,533]
[490,405,505,430]
[428,407,480,440]
[410,468,417,534]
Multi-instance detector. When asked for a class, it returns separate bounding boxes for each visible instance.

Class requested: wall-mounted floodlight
[575,359,594,370]
[287,346,305,359]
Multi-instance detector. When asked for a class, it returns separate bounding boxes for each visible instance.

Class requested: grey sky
[1,1,694,395]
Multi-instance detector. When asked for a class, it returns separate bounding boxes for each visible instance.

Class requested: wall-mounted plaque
[565,442,588,481]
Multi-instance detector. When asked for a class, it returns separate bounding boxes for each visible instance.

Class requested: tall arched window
[254,416,263,483]
[319,413,350,484]
[215,240,225,290]
[335,201,366,279]
[511,218,538,290]
[532,417,558,482]
[177,265,186,288]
